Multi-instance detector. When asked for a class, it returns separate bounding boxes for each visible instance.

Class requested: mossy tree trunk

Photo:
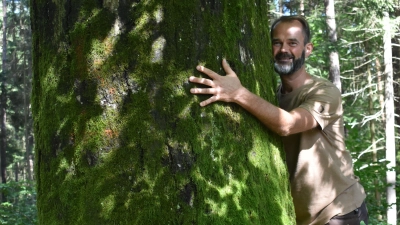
[31,0,295,224]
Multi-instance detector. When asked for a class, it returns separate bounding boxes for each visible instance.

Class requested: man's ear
[305,43,314,57]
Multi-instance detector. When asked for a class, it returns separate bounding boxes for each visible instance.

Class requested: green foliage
[359,0,396,15]
[306,5,330,79]
[335,5,400,224]
[0,181,37,225]
[1,0,34,178]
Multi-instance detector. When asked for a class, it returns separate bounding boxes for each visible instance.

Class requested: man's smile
[275,53,294,63]
[277,58,293,62]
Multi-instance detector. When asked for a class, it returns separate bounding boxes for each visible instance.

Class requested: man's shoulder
[297,76,342,112]
[308,76,341,95]
[310,76,338,89]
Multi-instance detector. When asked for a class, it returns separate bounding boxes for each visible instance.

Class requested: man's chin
[274,64,293,74]
[274,69,293,76]
[276,71,293,76]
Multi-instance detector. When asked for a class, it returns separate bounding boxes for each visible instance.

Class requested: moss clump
[31,0,295,224]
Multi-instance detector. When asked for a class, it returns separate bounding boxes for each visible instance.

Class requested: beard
[274,50,306,76]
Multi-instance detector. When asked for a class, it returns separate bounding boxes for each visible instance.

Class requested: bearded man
[189,16,368,225]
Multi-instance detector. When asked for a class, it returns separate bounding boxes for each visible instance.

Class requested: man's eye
[289,42,297,46]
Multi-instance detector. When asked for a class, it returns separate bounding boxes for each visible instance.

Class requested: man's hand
[189,59,244,107]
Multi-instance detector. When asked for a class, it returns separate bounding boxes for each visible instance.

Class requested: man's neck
[279,67,311,94]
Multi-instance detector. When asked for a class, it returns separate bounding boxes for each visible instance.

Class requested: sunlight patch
[154,5,163,24]
[205,200,228,216]
[100,194,116,219]
[151,36,166,63]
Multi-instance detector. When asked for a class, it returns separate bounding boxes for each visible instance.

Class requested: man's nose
[279,43,289,52]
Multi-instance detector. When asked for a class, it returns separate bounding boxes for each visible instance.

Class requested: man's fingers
[190,59,237,107]
[190,87,216,95]
[189,76,214,86]
[196,65,219,79]
[199,96,217,107]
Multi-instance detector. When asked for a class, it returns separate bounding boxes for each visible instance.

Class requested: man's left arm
[189,60,318,136]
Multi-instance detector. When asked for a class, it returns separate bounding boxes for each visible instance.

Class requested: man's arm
[189,59,318,136]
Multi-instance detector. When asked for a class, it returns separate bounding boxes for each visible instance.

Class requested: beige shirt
[277,76,366,225]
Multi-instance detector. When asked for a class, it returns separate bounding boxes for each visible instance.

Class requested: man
[189,16,368,225]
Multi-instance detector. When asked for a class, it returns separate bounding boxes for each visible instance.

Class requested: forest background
[0,0,398,224]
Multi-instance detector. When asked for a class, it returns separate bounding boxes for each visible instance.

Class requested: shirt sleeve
[298,85,342,130]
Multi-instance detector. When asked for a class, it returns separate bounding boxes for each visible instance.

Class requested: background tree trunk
[300,0,304,16]
[0,0,8,203]
[324,0,341,92]
[31,1,295,224]
[21,0,33,181]
[383,11,397,225]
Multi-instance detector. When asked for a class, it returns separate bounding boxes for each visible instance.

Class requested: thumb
[222,59,237,77]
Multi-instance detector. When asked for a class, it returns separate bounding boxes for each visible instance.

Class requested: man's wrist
[233,86,251,105]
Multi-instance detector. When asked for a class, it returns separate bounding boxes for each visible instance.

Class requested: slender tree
[31,1,295,224]
[299,0,304,16]
[383,11,397,225]
[324,0,341,92]
[0,0,8,202]
[17,0,33,181]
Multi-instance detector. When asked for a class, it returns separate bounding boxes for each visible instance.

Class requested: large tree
[31,1,294,224]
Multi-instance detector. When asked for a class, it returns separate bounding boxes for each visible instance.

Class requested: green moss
[32,0,294,224]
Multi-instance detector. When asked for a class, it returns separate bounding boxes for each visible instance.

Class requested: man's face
[271,20,311,76]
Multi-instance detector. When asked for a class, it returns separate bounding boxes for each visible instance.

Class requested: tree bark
[0,0,8,203]
[324,0,341,92]
[18,0,33,181]
[383,11,397,225]
[31,1,295,224]
[24,56,33,181]
[300,0,304,15]
[14,162,18,182]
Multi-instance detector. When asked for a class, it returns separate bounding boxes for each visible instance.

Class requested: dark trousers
[325,202,368,225]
